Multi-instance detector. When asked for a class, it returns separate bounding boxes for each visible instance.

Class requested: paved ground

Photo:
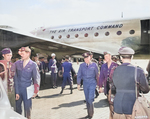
[31,73,150,119]
[31,60,150,119]
[31,73,110,119]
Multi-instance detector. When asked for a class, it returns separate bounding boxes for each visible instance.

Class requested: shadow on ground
[94,99,109,108]
[40,93,71,99]
[52,100,85,109]
[40,74,77,90]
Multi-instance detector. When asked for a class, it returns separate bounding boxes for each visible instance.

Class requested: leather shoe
[84,115,89,118]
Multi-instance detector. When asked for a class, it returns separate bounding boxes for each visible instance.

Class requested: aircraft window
[51,36,54,39]
[58,35,62,39]
[94,32,99,37]
[84,33,88,37]
[75,34,79,38]
[129,30,135,34]
[67,34,70,38]
[105,32,109,36]
[117,31,122,35]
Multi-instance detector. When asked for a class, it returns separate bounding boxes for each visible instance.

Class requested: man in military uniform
[48,53,58,88]
[14,47,40,119]
[89,51,98,64]
[60,55,74,94]
[112,56,118,63]
[39,57,46,85]
[147,60,150,73]
[89,51,99,98]
[99,51,118,119]
[0,48,16,110]
[112,47,149,119]
[146,60,150,82]
[77,52,98,119]
[32,54,42,99]
[34,55,43,86]
[98,56,104,71]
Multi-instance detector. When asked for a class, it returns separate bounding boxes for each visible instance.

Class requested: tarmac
[31,60,150,119]
[31,75,110,119]
[31,74,150,119]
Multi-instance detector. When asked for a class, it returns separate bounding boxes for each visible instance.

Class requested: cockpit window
[129,30,135,34]
[117,31,122,35]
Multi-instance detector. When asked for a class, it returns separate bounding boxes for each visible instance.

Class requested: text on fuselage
[49,24,123,34]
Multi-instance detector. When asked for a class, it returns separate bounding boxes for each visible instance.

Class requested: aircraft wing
[0,27,100,58]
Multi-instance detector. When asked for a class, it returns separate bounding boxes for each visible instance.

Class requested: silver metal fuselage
[33,19,147,54]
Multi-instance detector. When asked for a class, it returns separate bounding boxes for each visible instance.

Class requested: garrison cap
[103,51,111,55]
[1,48,12,54]
[118,47,135,55]
[82,52,90,58]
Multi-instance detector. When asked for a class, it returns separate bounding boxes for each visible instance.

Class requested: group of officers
[77,47,150,119]
[0,47,40,119]
[0,46,150,119]
[0,46,76,119]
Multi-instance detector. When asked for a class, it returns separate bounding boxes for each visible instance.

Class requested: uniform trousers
[16,87,32,119]
[107,89,114,119]
[51,71,57,86]
[40,72,46,85]
[113,113,131,119]
[83,81,96,117]
[62,72,72,89]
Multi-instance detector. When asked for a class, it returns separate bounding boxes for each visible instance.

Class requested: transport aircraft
[0,17,150,59]
[0,17,150,118]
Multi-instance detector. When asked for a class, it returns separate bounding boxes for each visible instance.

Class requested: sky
[0,0,150,31]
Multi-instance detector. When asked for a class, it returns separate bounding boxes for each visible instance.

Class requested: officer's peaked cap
[103,51,111,55]
[89,51,93,55]
[82,52,90,58]
[51,53,56,57]
[118,47,135,55]
[19,47,31,52]
[99,56,103,59]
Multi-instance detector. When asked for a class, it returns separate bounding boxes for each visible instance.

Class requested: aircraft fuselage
[32,18,150,54]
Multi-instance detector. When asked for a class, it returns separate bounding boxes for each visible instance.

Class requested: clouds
[0,0,150,31]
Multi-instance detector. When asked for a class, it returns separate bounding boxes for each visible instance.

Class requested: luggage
[132,66,150,119]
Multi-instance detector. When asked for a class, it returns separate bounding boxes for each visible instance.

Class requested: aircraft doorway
[141,20,150,44]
